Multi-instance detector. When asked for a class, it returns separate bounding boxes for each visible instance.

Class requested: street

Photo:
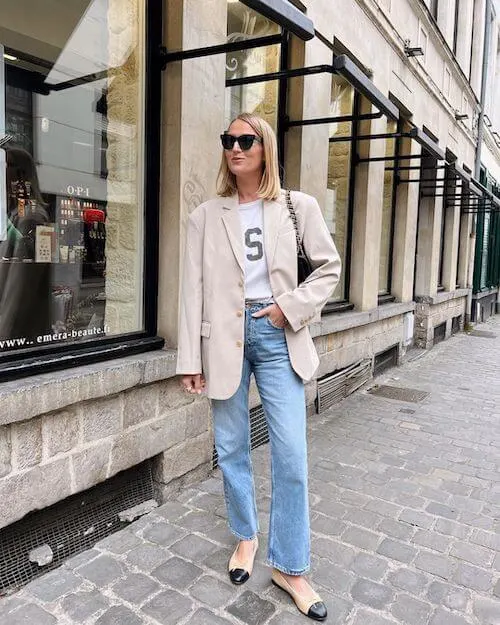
[1,317,499,625]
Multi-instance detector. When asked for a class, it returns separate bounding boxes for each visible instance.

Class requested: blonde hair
[216,113,281,201]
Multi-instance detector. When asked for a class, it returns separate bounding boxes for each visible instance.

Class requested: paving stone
[390,593,433,625]
[350,553,388,581]
[426,581,470,611]
[63,548,101,570]
[171,534,219,560]
[112,573,160,604]
[24,568,82,601]
[414,551,454,580]
[126,543,170,572]
[142,521,186,547]
[4,603,57,625]
[399,509,435,529]
[494,579,500,598]
[450,540,494,566]
[95,605,144,625]
[77,554,126,586]
[189,575,235,608]
[176,509,220,532]
[470,528,500,551]
[387,567,429,594]
[96,530,143,554]
[453,561,493,591]
[473,597,500,624]
[142,589,193,624]
[151,556,203,589]
[226,590,275,625]
[350,578,394,609]
[349,609,396,625]
[61,589,110,621]
[434,519,470,539]
[341,526,381,551]
[378,518,415,541]
[311,513,346,536]
[268,610,310,625]
[412,529,451,553]
[426,502,460,520]
[376,538,417,563]
[202,547,233,573]
[311,537,356,566]
[188,608,234,625]
[429,608,474,625]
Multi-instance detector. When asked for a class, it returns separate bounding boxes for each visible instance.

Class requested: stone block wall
[414,296,466,349]
[315,314,405,378]
[0,380,212,530]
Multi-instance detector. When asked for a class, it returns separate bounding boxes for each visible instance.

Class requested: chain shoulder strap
[285,189,305,254]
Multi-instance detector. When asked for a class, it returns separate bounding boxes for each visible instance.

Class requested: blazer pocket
[200,321,211,338]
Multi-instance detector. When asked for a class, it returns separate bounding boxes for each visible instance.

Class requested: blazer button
[238,280,244,288]
[236,310,243,317]
[236,340,243,347]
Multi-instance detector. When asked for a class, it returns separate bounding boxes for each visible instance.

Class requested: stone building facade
[0,0,498,533]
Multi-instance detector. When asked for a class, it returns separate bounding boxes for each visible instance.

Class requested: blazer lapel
[221,194,245,273]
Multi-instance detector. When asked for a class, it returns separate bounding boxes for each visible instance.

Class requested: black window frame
[0,0,164,381]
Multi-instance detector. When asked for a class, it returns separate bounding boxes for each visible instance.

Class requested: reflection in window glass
[379,120,397,295]
[0,0,145,352]
[326,75,354,302]
[225,0,280,129]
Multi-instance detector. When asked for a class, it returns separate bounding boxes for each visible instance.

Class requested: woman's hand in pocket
[251,303,288,328]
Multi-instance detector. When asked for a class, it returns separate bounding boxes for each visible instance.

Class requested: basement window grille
[433,322,446,344]
[212,404,268,469]
[451,315,461,335]
[0,460,154,593]
[373,344,399,377]
[316,359,372,413]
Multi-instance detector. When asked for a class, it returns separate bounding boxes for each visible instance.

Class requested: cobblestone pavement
[2,317,500,625]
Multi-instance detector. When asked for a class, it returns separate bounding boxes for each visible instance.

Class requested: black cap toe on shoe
[229,568,250,585]
[308,601,327,621]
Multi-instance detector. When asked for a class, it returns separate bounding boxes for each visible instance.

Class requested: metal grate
[374,345,399,377]
[368,385,429,403]
[212,404,268,469]
[0,460,154,593]
[468,330,497,339]
[451,315,462,335]
[433,322,446,344]
[317,359,372,413]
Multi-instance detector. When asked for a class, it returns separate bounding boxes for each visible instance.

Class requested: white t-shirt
[238,199,273,300]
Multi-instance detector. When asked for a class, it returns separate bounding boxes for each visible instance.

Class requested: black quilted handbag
[285,189,313,284]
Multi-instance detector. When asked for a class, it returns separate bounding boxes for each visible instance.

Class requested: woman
[177,113,340,621]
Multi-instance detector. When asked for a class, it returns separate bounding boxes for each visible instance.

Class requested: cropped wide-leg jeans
[211,303,310,575]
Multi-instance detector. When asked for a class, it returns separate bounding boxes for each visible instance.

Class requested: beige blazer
[176,190,341,399]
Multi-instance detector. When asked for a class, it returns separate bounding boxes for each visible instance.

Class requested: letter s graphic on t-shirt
[245,227,263,261]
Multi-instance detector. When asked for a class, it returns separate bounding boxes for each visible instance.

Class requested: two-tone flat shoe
[272,569,327,621]
[228,537,259,585]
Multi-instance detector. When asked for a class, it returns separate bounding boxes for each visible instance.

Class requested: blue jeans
[211,303,310,575]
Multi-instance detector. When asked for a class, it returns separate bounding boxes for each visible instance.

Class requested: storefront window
[379,120,397,295]
[326,75,354,302]
[225,0,281,129]
[0,0,146,353]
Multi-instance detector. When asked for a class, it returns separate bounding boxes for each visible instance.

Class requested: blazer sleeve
[275,194,341,332]
[176,211,204,375]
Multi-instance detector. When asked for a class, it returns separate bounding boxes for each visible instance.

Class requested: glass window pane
[326,75,354,302]
[379,120,397,295]
[0,0,145,352]
[225,0,281,129]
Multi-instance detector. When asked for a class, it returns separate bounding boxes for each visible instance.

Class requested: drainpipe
[474,0,492,179]
[467,0,493,325]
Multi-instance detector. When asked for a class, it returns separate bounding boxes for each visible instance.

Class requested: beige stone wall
[105,0,145,334]
[315,315,405,377]
[0,380,211,529]
[414,297,466,348]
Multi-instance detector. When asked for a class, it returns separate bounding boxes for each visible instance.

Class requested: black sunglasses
[220,133,263,151]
